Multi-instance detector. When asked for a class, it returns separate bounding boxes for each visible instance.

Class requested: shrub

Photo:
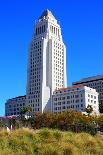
[53,129,62,141]
[0,128,103,155]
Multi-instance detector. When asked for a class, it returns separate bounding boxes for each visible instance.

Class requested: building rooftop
[81,74,103,81]
[7,95,26,101]
[55,85,83,92]
[53,85,98,95]
[73,74,103,84]
[39,9,55,20]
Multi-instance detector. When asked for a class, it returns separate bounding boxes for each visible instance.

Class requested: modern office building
[5,96,26,116]
[73,75,103,107]
[52,85,99,114]
[26,9,67,113]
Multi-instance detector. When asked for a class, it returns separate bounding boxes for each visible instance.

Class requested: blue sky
[0,0,103,116]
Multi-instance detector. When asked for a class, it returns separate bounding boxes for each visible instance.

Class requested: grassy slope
[0,128,103,155]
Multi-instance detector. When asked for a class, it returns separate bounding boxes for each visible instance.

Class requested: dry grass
[0,128,103,155]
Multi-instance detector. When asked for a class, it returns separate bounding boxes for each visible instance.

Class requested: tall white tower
[26,10,67,113]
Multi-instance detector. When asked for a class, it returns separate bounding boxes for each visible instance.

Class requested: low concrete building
[73,75,103,107]
[5,95,26,116]
[52,85,99,115]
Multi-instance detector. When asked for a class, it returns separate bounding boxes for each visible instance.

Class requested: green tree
[26,106,32,117]
[20,106,32,116]
[86,105,93,116]
[19,106,32,128]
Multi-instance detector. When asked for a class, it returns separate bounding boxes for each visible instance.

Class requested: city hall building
[26,9,67,113]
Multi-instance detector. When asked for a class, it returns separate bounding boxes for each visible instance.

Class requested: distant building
[73,75,103,107]
[5,96,26,116]
[52,85,99,115]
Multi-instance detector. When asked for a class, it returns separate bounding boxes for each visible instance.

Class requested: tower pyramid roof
[39,9,55,19]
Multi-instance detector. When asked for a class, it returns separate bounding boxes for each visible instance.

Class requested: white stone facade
[52,86,99,115]
[26,10,67,113]
[5,96,26,116]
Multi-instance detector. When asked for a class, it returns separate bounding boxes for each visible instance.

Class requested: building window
[36,28,37,35]
[67,96,70,99]
[42,26,44,33]
[75,95,79,98]
[54,98,57,101]
[67,101,70,104]
[44,25,45,32]
[81,104,83,107]
[62,106,65,109]
[62,101,65,104]
[94,96,96,99]
[40,27,41,34]
[38,28,39,34]
[62,97,65,100]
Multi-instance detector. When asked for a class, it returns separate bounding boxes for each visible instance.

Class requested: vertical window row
[50,25,59,36]
[36,25,45,35]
